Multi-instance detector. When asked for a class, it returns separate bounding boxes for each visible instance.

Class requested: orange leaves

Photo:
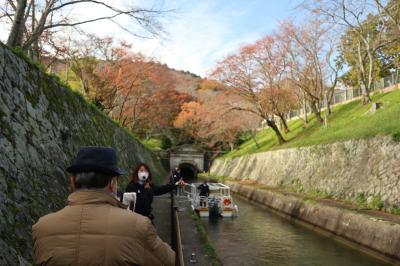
[197,79,226,91]
[210,30,299,121]
[173,101,203,139]
[142,89,193,130]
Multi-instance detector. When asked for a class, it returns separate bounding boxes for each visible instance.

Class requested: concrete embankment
[211,136,400,207]
[228,182,400,263]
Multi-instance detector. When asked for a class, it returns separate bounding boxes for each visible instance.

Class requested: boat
[182,182,238,218]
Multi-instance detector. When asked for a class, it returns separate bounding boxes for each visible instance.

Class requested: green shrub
[276,179,284,187]
[291,178,303,193]
[308,189,333,199]
[355,192,367,207]
[161,136,172,149]
[369,195,384,210]
[389,206,400,215]
[393,132,400,142]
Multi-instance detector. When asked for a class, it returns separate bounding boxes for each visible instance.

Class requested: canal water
[203,195,391,266]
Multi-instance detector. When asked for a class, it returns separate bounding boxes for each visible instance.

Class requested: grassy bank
[140,138,164,151]
[222,89,400,159]
[190,209,223,266]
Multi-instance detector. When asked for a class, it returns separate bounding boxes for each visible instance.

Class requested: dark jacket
[32,190,175,266]
[125,181,175,218]
[197,183,210,197]
[171,170,181,183]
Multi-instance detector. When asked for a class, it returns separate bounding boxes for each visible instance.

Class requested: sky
[118,0,304,77]
[0,0,304,77]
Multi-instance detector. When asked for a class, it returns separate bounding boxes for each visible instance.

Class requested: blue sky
[78,0,304,77]
[140,0,304,77]
[0,0,304,77]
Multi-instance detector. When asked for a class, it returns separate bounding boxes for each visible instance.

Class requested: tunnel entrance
[179,163,198,183]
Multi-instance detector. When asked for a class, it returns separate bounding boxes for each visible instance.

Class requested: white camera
[122,192,137,212]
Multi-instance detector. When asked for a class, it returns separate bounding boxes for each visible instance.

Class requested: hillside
[48,57,203,98]
[167,67,203,96]
[222,88,400,159]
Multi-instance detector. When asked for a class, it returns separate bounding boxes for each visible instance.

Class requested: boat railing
[178,183,194,198]
[194,196,209,208]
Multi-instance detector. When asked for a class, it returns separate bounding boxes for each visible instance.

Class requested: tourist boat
[183,182,238,218]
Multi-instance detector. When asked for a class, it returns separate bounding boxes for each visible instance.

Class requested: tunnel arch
[178,162,198,183]
[169,145,205,183]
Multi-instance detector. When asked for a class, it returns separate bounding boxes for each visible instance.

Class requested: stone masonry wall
[211,137,400,207]
[0,43,166,265]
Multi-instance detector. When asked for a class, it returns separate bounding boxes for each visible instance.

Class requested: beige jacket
[32,190,175,266]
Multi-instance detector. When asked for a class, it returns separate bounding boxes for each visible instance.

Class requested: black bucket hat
[66,146,125,176]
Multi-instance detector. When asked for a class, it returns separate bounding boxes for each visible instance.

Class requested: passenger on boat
[197,181,210,207]
[198,180,210,197]
[125,163,182,221]
[171,167,181,183]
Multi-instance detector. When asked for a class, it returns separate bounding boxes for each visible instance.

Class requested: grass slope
[140,138,164,151]
[222,89,400,159]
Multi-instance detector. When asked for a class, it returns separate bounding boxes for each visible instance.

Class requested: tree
[68,35,134,111]
[305,0,392,103]
[211,44,287,144]
[174,101,203,142]
[95,53,152,118]
[281,19,340,123]
[2,0,166,52]
[374,0,400,36]
[139,88,192,139]
[174,91,261,152]
[339,16,387,92]
[253,34,299,132]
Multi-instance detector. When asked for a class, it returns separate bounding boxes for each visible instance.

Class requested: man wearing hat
[32,146,175,266]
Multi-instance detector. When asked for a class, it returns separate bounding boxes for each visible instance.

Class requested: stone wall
[211,137,400,206]
[0,43,166,265]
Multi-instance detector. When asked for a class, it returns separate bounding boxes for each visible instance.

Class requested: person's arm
[153,183,175,196]
[143,218,175,266]
[125,181,134,192]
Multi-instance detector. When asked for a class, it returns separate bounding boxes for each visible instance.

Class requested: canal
[202,195,391,266]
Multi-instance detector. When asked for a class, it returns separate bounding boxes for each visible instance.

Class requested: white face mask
[138,171,149,184]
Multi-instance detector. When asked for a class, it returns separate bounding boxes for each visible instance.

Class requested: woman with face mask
[125,163,178,221]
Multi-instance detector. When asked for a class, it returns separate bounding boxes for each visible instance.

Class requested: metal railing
[287,70,400,120]
[171,192,184,266]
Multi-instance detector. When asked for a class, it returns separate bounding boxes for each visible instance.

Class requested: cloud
[0,0,299,77]
[125,1,275,77]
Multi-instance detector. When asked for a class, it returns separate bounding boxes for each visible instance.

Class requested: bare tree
[282,19,338,124]
[304,0,391,104]
[4,0,167,51]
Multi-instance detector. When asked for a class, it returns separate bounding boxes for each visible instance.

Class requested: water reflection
[203,196,391,266]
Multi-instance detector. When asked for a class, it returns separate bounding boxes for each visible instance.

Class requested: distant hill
[151,63,203,97]
[42,56,204,98]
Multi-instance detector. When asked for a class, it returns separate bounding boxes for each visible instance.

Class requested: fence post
[171,191,176,253]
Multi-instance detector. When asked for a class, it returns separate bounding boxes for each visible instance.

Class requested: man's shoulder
[109,206,151,227]
[32,207,70,232]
